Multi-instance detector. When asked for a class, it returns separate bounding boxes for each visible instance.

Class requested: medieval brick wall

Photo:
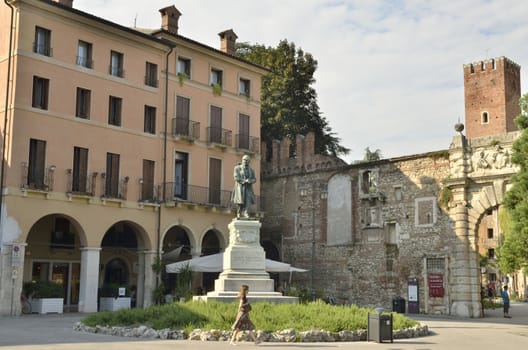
[261,134,454,312]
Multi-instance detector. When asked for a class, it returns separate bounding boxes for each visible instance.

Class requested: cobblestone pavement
[0,302,527,350]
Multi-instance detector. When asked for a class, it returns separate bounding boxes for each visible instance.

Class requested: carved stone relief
[471,145,511,174]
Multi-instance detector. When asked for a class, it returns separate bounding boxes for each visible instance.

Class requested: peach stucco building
[0,0,266,314]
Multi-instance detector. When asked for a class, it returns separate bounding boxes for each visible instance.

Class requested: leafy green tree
[236,40,349,157]
[362,147,382,162]
[500,93,528,273]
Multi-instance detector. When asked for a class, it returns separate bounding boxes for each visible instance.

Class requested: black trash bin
[392,296,406,313]
[367,312,393,343]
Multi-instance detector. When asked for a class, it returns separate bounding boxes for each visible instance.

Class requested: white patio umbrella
[165,252,307,273]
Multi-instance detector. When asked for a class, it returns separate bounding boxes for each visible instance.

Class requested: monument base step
[194,294,299,304]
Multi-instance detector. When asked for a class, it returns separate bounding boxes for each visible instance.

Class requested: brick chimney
[159,6,181,35]
[218,29,238,55]
[53,0,73,7]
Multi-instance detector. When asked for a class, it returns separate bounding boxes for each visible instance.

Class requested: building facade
[0,0,265,315]
[260,56,525,317]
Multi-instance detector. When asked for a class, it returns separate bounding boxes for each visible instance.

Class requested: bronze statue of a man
[232,155,256,218]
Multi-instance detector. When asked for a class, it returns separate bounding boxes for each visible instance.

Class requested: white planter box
[32,298,64,314]
[99,297,131,311]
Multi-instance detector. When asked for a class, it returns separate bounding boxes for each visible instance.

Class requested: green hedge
[23,281,63,298]
[82,300,419,335]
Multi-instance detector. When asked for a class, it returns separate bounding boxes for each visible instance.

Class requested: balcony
[66,170,97,196]
[164,182,264,212]
[172,117,200,140]
[139,182,161,203]
[235,134,260,153]
[101,174,129,200]
[207,127,232,147]
[164,183,231,208]
[20,162,56,191]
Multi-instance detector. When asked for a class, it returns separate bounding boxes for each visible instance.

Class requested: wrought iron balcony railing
[207,127,232,147]
[101,174,129,200]
[139,182,161,203]
[66,170,97,196]
[20,162,56,191]
[172,117,200,140]
[235,134,260,153]
[164,183,232,208]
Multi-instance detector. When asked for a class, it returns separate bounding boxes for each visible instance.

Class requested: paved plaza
[0,302,526,350]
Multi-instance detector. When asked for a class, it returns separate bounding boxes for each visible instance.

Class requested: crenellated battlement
[463,56,520,75]
[260,132,347,176]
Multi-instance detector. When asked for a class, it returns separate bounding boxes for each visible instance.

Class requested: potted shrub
[23,280,64,314]
[99,283,131,311]
[211,83,222,96]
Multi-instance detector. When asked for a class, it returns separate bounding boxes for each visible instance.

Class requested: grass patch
[82,300,418,335]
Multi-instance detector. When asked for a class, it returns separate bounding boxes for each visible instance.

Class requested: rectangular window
[28,138,46,189]
[177,57,191,78]
[426,257,445,272]
[108,96,122,126]
[415,197,437,227]
[208,157,222,205]
[75,87,91,119]
[238,113,250,149]
[144,105,156,134]
[487,228,494,239]
[488,248,495,259]
[174,152,188,199]
[77,40,93,68]
[361,170,378,195]
[109,50,124,77]
[175,96,190,135]
[239,78,250,97]
[394,186,403,201]
[105,152,120,198]
[145,62,158,87]
[34,26,51,56]
[72,146,88,193]
[210,68,223,87]
[209,105,223,143]
[141,159,155,201]
[32,76,49,110]
[54,236,70,263]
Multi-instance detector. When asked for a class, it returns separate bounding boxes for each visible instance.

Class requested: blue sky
[74,0,528,163]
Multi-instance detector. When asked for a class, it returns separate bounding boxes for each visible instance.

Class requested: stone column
[446,132,482,317]
[140,250,158,308]
[78,247,101,313]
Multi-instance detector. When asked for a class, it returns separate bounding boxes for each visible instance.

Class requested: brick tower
[463,56,521,139]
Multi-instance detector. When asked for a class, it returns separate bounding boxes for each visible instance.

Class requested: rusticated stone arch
[466,180,507,235]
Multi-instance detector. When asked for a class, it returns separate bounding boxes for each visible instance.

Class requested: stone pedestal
[199,219,297,303]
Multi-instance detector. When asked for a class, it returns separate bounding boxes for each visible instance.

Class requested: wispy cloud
[74,0,528,162]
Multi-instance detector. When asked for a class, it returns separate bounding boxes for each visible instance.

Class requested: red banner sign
[428,273,444,297]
